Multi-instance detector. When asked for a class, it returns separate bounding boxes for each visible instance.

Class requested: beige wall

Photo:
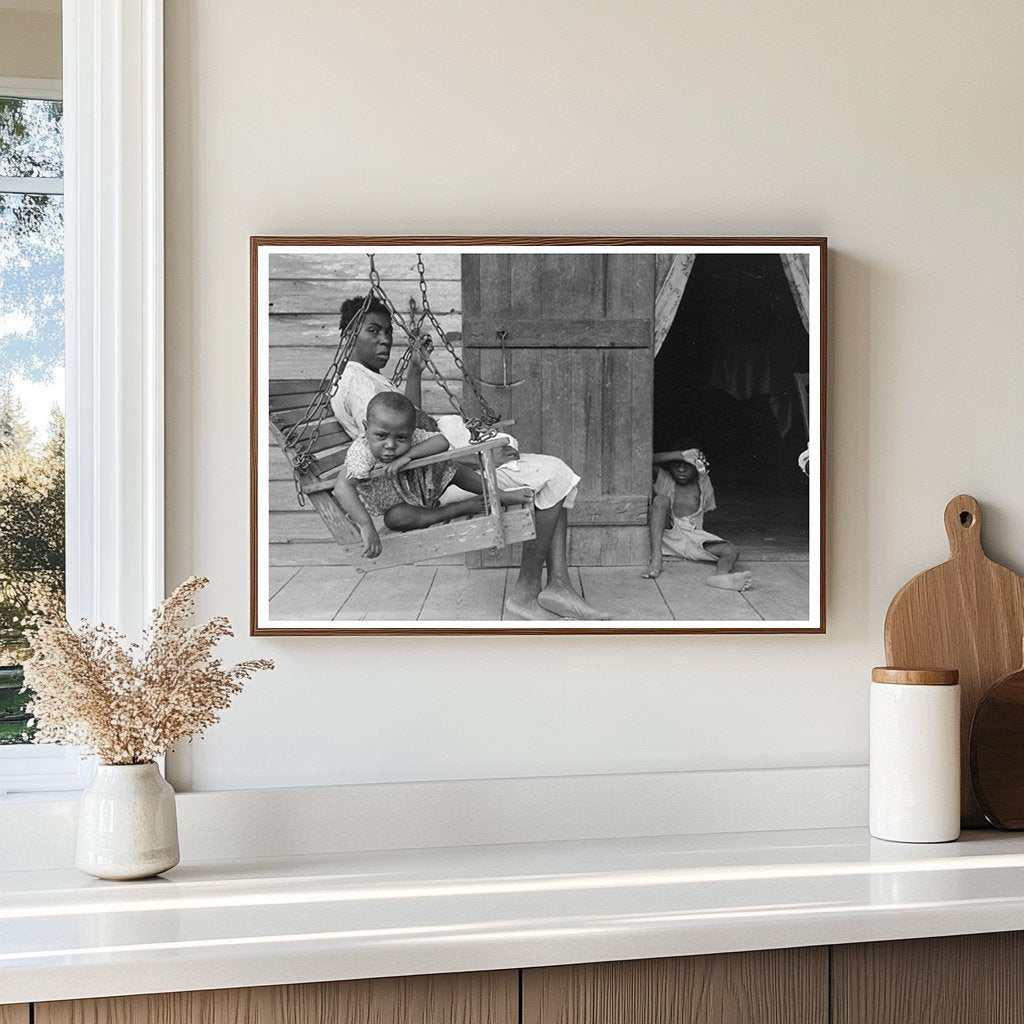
[0,9,60,80]
[164,1,1024,791]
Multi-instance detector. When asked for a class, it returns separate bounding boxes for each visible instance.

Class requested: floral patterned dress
[344,429,457,516]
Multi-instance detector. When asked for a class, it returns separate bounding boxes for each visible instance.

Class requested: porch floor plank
[654,559,761,621]
[267,560,808,624]
[270,565,361,620]
[269,565,300,600]
[739,561,811,622]
[334,565,438,621]
[419,566,510,621]
[578,567,673,621]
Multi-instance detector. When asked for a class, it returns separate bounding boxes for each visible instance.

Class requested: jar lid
[871,667,959,686]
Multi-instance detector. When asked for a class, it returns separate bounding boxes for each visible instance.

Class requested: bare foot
[641,558,662,579]
[505,590,563,620]
[706,571,753,592]
[537,582,612,620]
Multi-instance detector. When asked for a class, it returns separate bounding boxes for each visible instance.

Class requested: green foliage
[0,664,30,743]
[0,392,64,742]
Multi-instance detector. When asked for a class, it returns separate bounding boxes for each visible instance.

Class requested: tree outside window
[0,94,65,744]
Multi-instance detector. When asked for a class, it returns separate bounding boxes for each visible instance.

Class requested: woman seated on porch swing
[331,295,610,622]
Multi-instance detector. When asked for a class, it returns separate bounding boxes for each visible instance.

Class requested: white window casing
[63,0,164,635]
[0,1,165,796]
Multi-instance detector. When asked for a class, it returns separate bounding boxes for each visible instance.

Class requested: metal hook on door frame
[465,328,526,389]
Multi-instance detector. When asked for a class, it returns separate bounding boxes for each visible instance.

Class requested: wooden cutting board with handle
[884,494,1024,826]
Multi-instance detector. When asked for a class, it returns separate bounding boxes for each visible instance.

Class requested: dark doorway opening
[653,254,810,559]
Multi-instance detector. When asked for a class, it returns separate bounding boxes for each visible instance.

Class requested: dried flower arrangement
[22,577,273,765]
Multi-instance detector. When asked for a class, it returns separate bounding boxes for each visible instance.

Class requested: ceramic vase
[76,762,180,880]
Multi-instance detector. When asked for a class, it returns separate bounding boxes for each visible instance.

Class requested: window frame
[0,75,64,192]
[0,76,77,795]
[0,0,165,797]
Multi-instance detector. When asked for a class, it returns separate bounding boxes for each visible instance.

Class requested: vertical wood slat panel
[629,259,655,503]
[479,254,511,317]
[523,949,828,1024]
[573,253,605,319]
[0,1007,29,1024]
[459,345,483,421]
[579,349,604,497]
[541,253,576,319]
[629,341,654,498]
[460,253,481,326]
[541,346,573,469]
[605,253,636,319]
[832,933,1024,1024]
[567,524,650,567]
[511,256,544,318]
[603,349,631,500]
[633,251,657,317]
[461,252,655,566]
[36,971,518,1024]
[510,347,543,466]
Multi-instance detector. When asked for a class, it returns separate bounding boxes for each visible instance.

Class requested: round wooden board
[971,664,1024,829]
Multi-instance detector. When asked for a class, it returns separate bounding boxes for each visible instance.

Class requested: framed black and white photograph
[250,237,826,635]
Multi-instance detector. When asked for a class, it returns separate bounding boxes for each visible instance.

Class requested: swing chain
[390,298,430,389]
[282,289,370,491]
[414,256,501,427]
[363,256,499,437]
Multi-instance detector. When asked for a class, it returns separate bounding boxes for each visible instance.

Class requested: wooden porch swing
[268,255,536,571]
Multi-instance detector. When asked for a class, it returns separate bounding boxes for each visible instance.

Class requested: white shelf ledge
[5,826,1024,1005]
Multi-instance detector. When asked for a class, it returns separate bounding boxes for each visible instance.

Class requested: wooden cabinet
[34,972,517,1024]
[14,933,1024,1023]
[522,948,828,1024]
[832,932,1024,1024]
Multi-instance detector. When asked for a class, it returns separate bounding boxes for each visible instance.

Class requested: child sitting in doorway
[641,443,752,591]
[333,391,530,559]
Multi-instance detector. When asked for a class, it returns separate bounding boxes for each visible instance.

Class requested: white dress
[331,362,579,510]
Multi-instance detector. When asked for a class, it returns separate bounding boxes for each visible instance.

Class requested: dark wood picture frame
[250,236,827,635]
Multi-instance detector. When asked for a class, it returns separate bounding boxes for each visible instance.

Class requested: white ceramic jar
[870,667,961,843]
[76,762,180,880]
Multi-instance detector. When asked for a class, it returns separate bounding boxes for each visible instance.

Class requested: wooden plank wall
[462,253,655,568]
[267,252,462,566]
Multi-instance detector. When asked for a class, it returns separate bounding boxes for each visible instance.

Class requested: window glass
[0,97,63,178]
[0,98,65,745]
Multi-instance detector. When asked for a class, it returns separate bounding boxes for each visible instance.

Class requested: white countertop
[4,826,1024,1005]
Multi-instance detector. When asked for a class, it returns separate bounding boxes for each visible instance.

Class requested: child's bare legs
[703,540,753,591]
[384,483,532,532]
[450,465,533,507]
[505,504,611,621]
[641,494,672,579]
[384,498,487,532]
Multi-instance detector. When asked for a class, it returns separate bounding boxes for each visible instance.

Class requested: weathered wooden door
[461,253,655,567]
